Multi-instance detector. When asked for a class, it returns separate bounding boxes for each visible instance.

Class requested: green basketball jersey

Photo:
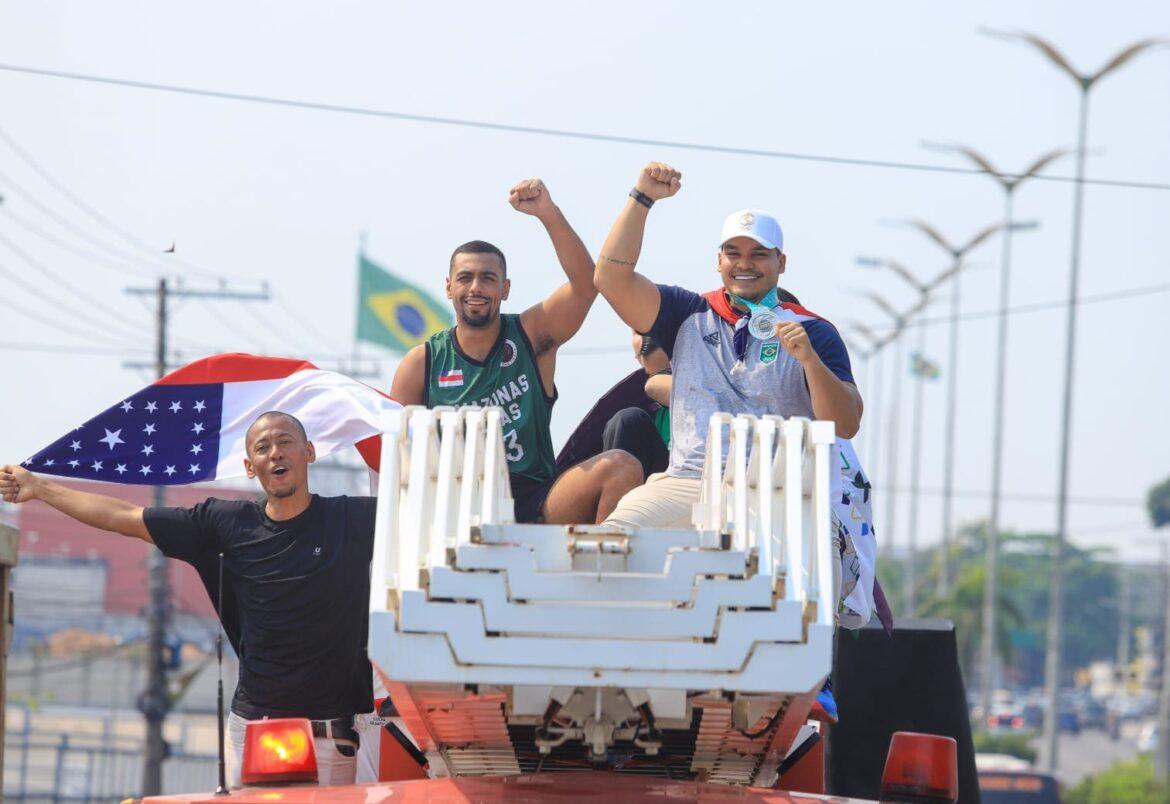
[424,314,557,490]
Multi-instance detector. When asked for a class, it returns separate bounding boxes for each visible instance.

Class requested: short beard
[268,483,299,499]
[458,307,495,328]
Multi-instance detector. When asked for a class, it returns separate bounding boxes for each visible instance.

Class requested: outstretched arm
[0,464,152,542]
[514,179,596,352]
[593,163,681,333]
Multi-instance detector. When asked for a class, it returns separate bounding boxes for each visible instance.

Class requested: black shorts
[512,475,556,524]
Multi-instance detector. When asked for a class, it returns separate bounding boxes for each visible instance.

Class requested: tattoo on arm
[600,255,636,267]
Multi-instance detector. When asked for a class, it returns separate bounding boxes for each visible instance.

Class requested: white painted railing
[369,406,513,610]
[371,407,836,625]
[692,413,837,627]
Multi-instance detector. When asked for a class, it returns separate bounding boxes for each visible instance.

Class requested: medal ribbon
[728,288,779,364]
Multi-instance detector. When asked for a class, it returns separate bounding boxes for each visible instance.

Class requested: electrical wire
[561,280,1170,356]
[0,205,157,279]
[0,339,149,355]
[0,261,146,346]
[872,485,1143,508]
[0,62,1167,192]
[0,166,166,274]
[274,292,346,353]
[0,126,229,281]
[0,124,189,271]
[0,230,149,341]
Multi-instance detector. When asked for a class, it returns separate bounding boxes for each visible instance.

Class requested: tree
[1148,475,1170,529]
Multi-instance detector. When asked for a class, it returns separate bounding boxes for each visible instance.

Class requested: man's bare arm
[594,163,681,334]
[775,322,864,439]
[644,373,672,407]
[513,179,597,351]
[390,344,426,405]
[0,464,152,542]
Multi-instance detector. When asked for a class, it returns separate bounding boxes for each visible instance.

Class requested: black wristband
[629,188,655,208]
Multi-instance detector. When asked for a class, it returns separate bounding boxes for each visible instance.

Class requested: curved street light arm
[1090,38,1169,85]
[979,27,1085,85]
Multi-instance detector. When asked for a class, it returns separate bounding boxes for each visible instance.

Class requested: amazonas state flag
[22,354,401,485]
[356,252,453,354]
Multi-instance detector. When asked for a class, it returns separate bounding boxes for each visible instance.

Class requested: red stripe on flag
[155,354,320,386]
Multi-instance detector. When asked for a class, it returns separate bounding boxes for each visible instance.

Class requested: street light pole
[858,259,936,615]
[926,142,1062,730]
[983,28,1167,772]
[859,292,911,575]
[902,221,1002,598]
[847,321,885,474]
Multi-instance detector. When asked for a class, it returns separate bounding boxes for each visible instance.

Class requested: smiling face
[447,252,510,328]
[717,236,786,304]
[243,413,315,500]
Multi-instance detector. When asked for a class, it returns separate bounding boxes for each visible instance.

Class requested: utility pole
[1158,542,1170,783]
[125,276,268,796]
[1116,565,1131,689]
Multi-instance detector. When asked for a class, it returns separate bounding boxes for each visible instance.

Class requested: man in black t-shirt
[1,411,376,787]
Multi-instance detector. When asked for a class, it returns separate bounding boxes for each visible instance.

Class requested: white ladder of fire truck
[366,406,838,787]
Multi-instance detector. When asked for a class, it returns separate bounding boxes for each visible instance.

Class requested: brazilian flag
[355,253,453,354]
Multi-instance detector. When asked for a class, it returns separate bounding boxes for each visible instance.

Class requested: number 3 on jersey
[503,429,525,463]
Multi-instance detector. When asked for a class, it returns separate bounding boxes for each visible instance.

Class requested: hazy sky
[1,2,1167,560]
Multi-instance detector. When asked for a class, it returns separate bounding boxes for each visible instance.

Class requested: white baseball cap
[720,208,784,252]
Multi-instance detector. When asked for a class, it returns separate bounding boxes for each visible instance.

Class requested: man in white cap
[593,162,863,529]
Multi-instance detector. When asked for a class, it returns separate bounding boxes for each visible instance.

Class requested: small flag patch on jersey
[438,369,464,388]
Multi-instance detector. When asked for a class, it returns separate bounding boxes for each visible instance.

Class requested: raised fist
[635,162,682,201]
[0,464,38,504]
[508,178,556,218]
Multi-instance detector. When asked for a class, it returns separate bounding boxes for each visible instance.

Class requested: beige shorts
[602,473,702,530]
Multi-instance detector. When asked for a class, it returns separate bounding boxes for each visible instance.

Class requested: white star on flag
[142,444,155,456]
[143,423,157,435]
[120,400,134,413]
[91,460,104,471]
[164,465,177,476]
[44,459,55,466]
[115,464,128,475]
[100,429,125,450]
[145,401,158,413]
[169,401,182,413]
[188,463,201,474]
[68,460,80,468]
[139,465,152,476]
[191,444,203,455]
[70,440,82,452]
[194,400,206,412]
[192,422,205,434]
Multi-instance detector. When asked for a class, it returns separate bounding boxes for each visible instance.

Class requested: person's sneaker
[816,678,839,722]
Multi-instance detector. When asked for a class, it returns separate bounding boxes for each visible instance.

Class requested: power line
[0,165,167,273]
[0,230,150,340]
[0,205,156,279]
[0,297,142,348]
[0,125,226,281]
[1,62,1167,192]
[873,484,1144,508]
[890,280,1170,332]
[0,339,149,355]
[0,256,146,345]
[274,293,346,353]
[561,280,1170,356]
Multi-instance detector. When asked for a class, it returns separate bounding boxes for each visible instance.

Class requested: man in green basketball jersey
[391,178,643,524]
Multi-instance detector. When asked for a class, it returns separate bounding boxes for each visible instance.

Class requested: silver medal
[747,308,779,340]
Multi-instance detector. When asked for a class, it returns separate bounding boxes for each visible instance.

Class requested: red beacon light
[880,731,958,803]
[241,718,319,786]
